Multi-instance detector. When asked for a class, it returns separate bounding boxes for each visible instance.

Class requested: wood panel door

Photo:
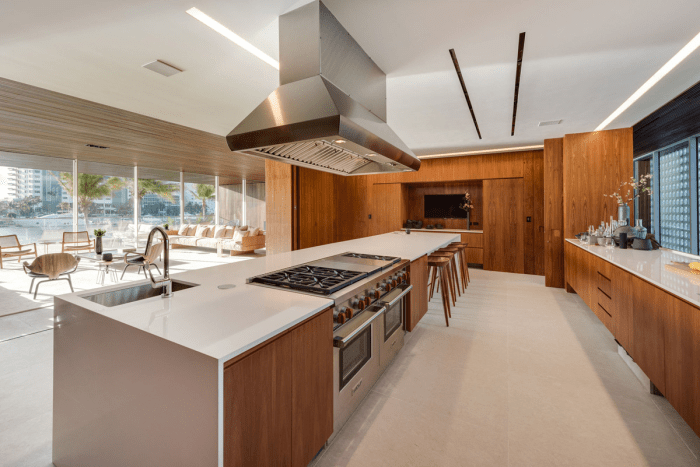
[290,309,333,467]
[406,255,429,332]
[370,184,406,235]
[483,178,524,273]
[224,334,292,467]
[611,264,634,356]
[631,276,668,394]
[665,298,700,434]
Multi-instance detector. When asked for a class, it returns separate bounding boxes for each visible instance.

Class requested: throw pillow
[186,225,198,236]
[237,225,249,232]
[223,227,235,239]
[206,226,216,238]
[195,225,209,238]
[213,225,227,239]
[177,224,189,236]
[232,229,250,243]
[250,227,261,236]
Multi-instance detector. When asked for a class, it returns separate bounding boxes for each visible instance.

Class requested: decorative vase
[617,204,630,224]
[466,211,471,231]
[634,219,647,239]
[95,236,103,255]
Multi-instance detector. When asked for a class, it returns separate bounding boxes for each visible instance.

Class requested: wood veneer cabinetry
[406,255,429,332]
[565,242,700,438]
[224,309,333,467]
[544,138,565,288]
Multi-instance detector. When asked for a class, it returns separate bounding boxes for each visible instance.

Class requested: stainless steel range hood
[226,1,420,176]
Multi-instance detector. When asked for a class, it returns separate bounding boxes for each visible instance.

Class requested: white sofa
[168,224,265,255]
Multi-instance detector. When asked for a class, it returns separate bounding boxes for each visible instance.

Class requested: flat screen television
[424,194,467,218]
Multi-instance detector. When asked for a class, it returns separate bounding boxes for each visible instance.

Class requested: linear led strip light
[186,7,280,70]
[417,145,544,159]
[596,30,700,131]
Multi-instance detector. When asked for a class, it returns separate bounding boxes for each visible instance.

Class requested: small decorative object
[102,253,113,262]
[164,223,169,230]
[459,192,473,230]
[93,229,106,255]
[632,219,647,239]
[605,174,653,223]
[436,223,444,229]
[426,224,434,229]
[632,238,653,250]
[405,228,411,235]
[619,232,628,249]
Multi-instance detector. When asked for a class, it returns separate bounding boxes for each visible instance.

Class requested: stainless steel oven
[332,304,384,435]
[379,284,412,371]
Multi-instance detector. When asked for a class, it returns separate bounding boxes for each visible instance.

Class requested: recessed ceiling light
[418,145,544,159]
[186,7,279,70]
[538,120,562,127]
[143,60,183,77]
[334,139,346,144]
[596,30,700,131]
[365,153,377,157]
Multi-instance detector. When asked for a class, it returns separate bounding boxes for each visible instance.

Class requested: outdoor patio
[0,244,265,319]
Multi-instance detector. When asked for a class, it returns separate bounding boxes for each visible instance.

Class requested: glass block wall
[659,143,691,253]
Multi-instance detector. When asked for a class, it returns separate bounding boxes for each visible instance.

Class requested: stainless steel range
[248,252,412,436]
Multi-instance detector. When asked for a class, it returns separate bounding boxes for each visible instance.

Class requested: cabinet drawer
[597,288,613,316]
[597,272,612,298]
[598,303,614,333]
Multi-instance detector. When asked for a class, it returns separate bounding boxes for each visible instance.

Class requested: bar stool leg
[445,261,457,307]
[439,268,450,325]
[429,265,438,300]
[451,255,462,296]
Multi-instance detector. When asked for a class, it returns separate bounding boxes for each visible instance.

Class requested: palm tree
[53,173,125,228]
[128,179,179,217]
[190,184,215,217]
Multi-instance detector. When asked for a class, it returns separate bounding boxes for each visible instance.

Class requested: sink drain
[218,284,236,290]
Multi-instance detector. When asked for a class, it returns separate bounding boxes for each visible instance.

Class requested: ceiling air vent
[143,60,183,77]
[85,144,109,149]
[538,120,562,127]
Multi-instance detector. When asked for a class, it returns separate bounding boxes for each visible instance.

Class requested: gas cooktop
[247,252,402,296]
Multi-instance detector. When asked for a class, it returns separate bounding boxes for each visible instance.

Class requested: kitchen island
[53,231,459,467]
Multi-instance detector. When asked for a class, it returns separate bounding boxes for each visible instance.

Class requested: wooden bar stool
[427,255,451,326]
[429,251,457,307]
[450,242,470,288]
[437,246,463,295]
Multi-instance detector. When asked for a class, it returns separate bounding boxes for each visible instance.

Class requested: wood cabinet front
[407,255,428,332]
[224,309,333,467]
[631,276,668,395]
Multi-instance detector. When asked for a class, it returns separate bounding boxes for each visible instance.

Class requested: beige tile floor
[313,269,700,467]
[1,269,699,466]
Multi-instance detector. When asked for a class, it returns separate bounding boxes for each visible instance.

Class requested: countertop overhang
[57,231,459,362]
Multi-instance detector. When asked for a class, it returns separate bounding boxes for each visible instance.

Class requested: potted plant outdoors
[93,229,106,255]
[459,192,474,230]
[163,223,169,231]
[605,174,652,225]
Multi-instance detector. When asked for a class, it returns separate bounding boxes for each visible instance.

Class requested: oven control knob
[380,280,391,292]
[333,308,346,324]
[390,277,398,288]
[340,306,353,319]
[360,295,370,306]
[351,298,365,310]
[368,288,380,300]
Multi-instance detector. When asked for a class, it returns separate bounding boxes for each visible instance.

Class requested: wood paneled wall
[266,149,545,276]
[563,128,634,239]
[484,178,525,273]
[544,138,565,288]
[265,160,295,255]
[405,182,483,230]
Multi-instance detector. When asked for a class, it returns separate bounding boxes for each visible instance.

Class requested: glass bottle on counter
[633,219,647,239]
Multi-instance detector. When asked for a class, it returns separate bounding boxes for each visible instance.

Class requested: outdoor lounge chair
[61,231,94,254]
[121,241,164,279]
[23,253,80,299]
[0,234,37,269]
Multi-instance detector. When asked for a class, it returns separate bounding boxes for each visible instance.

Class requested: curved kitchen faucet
[145,226,172,298]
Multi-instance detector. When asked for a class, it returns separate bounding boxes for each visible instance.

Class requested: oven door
[379,284,412,370]
[332,304,384,435]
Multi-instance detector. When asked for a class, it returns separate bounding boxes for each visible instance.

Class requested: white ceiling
[2,0,700,157]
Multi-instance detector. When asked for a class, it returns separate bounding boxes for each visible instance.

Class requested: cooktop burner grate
[250,266,366,295]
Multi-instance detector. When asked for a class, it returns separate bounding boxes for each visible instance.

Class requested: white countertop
[58,231,459,362]
[408,228,483,234]
[566,239,700,308]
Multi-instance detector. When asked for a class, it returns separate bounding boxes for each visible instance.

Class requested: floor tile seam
[649,395,699,460]
[0,328,54,344]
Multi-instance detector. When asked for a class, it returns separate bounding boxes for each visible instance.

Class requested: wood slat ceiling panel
[0,77,265,181]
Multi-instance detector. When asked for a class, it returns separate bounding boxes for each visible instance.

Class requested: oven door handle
[333,306,386,349]
[379,284,413,308]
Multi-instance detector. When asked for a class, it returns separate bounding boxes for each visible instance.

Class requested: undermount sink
[81,281,198,307]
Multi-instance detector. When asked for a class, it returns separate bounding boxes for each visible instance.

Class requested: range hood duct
[226,1,420,175]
